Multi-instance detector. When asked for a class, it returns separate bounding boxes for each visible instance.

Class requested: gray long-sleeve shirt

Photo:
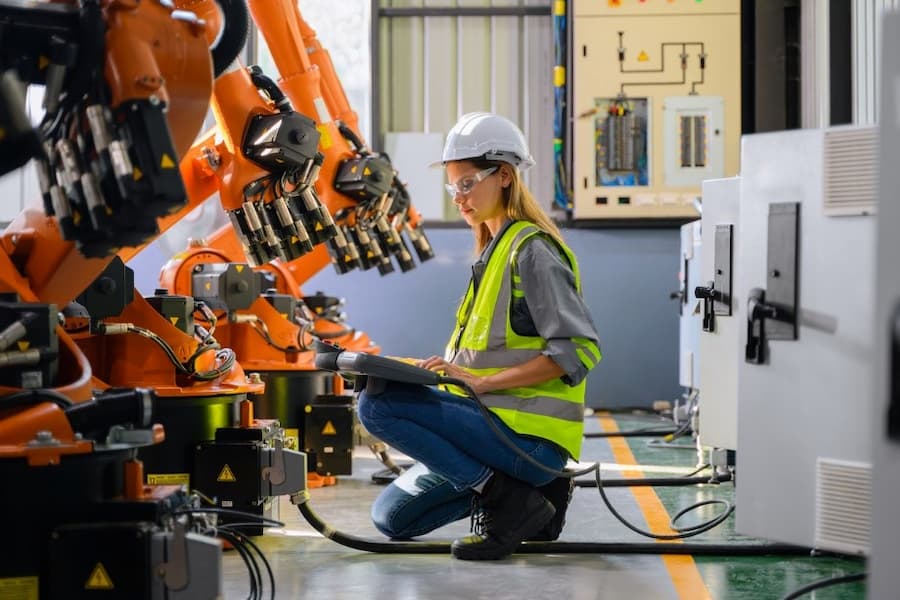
[473,220,601,386]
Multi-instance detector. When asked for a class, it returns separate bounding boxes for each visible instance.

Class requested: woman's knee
[356,391,387,431]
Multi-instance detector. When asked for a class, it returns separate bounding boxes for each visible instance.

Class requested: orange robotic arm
[250,0,434,279]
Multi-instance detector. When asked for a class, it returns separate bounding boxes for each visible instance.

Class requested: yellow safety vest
[445,221,600,459]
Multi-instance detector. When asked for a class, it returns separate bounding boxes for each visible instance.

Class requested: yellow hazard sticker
[85,563,114,590]
[205,282,212,290]
[321,420,337,435]
[363,167,371,176]
[38,56,49,69]
[133,167,143,181]
[317,125,333,150]
[217,464,237,482]
[638,50,649,62]
[147,473,190,486]
[0,576,38,600]
[160,153,175,169]
[169,316,179,326]
[73,210,81,226]
[235,265,244,273]
[16,340,29,351]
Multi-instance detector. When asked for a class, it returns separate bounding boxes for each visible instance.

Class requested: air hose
[291,490,817,557]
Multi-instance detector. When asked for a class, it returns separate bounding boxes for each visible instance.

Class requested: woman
[357,112,601,561]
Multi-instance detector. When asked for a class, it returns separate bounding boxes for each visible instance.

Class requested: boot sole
[451,502,555,561]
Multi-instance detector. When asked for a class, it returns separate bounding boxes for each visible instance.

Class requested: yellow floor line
[598,413,711,600]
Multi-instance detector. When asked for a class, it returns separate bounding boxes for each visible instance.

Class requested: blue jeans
[357,382,567,539]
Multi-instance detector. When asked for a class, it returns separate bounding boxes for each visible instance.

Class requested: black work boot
[451,472,555,560]
[527,476,575,541]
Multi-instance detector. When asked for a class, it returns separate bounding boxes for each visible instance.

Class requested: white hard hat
[435,112,535,171]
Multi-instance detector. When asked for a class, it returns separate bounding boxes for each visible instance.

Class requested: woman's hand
[417,356,491,394]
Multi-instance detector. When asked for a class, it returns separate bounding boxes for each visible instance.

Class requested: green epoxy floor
[222,412,867,599]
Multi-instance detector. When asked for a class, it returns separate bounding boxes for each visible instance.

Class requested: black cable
[781,572,866,600]
[574,472,731,488]
[217,529,260,600]
[293,494,824,557]
[592,467,734,540]
[683,463,711,478]
[584,427,679,438]
[220,527,276,600]
[250,321,298,354]
[439,377,733,541]
[0,388,73,409]
[174,507,285,528]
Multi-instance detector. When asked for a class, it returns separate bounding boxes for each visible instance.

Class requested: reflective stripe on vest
[446,221,585,459]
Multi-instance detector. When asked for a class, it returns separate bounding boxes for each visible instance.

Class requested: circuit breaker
[572,0,740,221]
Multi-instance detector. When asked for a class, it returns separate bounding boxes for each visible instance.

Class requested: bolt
[248,372,262,384]
[771,269,780,278]
[35,430,54,442]
[149,95,161,106]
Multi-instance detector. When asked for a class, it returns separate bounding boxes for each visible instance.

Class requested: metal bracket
[765,203,800,341]
[744,202,800,364]
[262,437,286,486]
[694,224,733,333]
[713,224,733,317]
[159,518,189,591]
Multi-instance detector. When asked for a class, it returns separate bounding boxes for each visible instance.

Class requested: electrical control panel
[572,0,741,221]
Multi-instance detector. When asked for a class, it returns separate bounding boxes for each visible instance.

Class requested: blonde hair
[470,159,564,254]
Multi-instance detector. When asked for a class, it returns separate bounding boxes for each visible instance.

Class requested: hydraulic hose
[292,492,822,557]
[210,0,249,76]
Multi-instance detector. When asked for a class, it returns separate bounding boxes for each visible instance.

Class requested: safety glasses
[445,167,498,197]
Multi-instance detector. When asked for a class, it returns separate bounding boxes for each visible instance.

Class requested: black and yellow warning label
[321,420,337,435]
[147,473,190,487]
[0,576,38,600]
[85,563,114,590]
[217,464,237,482]
[160,153,175,169]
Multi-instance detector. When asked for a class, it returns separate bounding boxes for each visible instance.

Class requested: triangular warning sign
[85,562,114,590]
[39,56,50,69]
[363,167,371,176]
[160,153,175,169]
[315,222,323,231]
[205,282,212,290]
[133,167,143,181]
[321,420,337,435]
[169,316,180,326]
[291,235,299,243]
[217,464,237,482]
[235,265,244,273]
[16,340,30,351]
[637,50,649,62]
